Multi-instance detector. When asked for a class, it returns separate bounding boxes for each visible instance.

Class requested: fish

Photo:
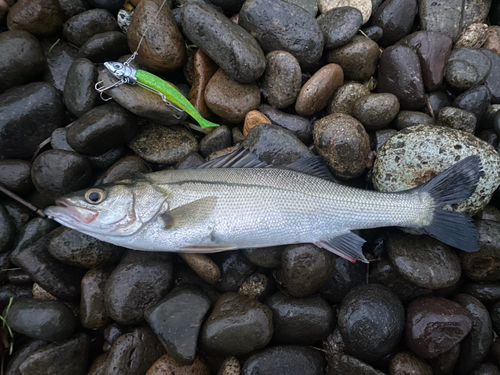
[44,148,483,263]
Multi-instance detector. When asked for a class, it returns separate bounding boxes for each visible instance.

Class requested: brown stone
[146,354,210,375]
[483,26,500,55]
[243,110,271,136]
[295,63,344,116]
[204,69,260,123]
[179,253,221,285]
[127,0,185,73]
[406,296,472,359]
[187,49,219,119]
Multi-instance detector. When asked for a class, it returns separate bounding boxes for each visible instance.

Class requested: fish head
[103,61,137,84]
[44,179,168,237]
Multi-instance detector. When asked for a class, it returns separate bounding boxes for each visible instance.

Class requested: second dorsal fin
[281,156,339,182]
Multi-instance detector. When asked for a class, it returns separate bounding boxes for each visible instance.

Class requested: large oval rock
[373,125,500,215]
[0,82,64,159]
[200,292,273,356]
[444,47,491,91]
[0,160,33,194]
[80,267,111,329]
[419,0,464,41]
[371,0,418,47]
[0,30,46,94]
[319,257,367,303]
[66,103,137,155]
[5,298,76,342]
[78,31,129,63]
[338,284,405,362]
[104,251,174,325]
[181,2,265,83]
[352,93,400,130]
[239,0,324,67]
[7,0,63,38]
[63,58,99,117]
[313,113,370,180]
[42,38,79,94]
[258,104,312,144]
[128,0,185,73]
[62,8,119,48]
[318,6,363,49]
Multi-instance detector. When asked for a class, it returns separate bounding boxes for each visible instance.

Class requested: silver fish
[45,149,483,263]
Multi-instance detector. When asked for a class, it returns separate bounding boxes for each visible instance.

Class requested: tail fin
[416,155,483,252]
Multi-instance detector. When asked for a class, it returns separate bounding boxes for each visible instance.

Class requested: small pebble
[243,110,271,137]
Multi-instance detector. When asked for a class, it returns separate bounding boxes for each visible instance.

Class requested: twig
[0,184,46,218]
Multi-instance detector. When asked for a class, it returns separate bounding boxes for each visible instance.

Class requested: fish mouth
[45,198,99,224]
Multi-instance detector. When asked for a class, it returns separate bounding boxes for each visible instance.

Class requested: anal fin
[160,196,217,229]
[315,232,368,263]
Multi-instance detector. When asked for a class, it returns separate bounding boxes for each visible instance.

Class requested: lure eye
[85,188,107,204]
[113,63,122,69]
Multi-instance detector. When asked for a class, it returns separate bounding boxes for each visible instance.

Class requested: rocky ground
[1,0,500,374]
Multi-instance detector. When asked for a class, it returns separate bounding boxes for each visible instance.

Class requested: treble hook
[94,79,126,101]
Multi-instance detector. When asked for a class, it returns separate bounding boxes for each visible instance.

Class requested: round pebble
[328,82,370,116]
[318,0,372,24]
[438,107,477,133]
[317,6,363,49]
[352,93,400,130]
[444,47,492,91]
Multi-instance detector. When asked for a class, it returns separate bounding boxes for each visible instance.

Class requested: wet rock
[63,58,99,117]
[428,345,460,375]
[295,63,344,116]
[200,292,273,356]
[318,6,363,49]
[104,322,127,349]
[11,233,85,299]
[389,352,433,375]
[395,110,435,130]
[387,234,461,289]
[372,129,398,152]
[265,291,334,345]
[81,267,111,329]
[145,285,211,365]
[78,31,129,63]
[8,334,89,375]
[63,9,118,48]
[318,0,372,24]
[352,93,399,130]
[88,353,108,375]
[425,91,452,118]
[319,256,367,303]
[5,298,76,341]
[242,123,314,166]
[205,69,260,123]
[101,155,151,184]
[326,35,380,81]
[328,82,370,116]
[128,124,198,165]
[128,0,184,73]
[7,0,63,38]
[199,126,232,158]
[105,251,173,325]
[238,273,274,301]
[0,82,64,159]
[50,128,74,152]
[8,269,32,284]
[49,227,121,269]
[461,220,500,281]
[10,217,59,260]
[242,345,326,375]
[212,251,256,292]
[105,326,166,375]
[463,0,491,26]
[42,37,79,93]
[86,146,124,170]
[444,47,491,91]
[419,0,464,41]
[0,284,32,306]
[475,205,500,222]
[0,30,46,94]
[371,0,418,47]
[471,364,500,375]
[456,23,489,48]
[97,65,187,125]
[313,113,370,180]
[146,354,210,375]
[0,160,33,195]
[242,246,284,268]
[178,253,220,285]
[86,0,126,13]
[327,353,384,375]
[66,103,137,155]
[31,150,92,200]
[261,51,302,109]
[373,125,500,215]
[243,110,271,137]
[378,45,425,110]
[338,284,404,362]
[239,0,324,67]
[483,26,500,55]
[187,49,218,119]
[454,294,492,375]
[397,31,453,91]
[466,283,500,302]
[438,107,477,133]
[453,85,491,124]
[280,244,336,297]
[175,152,205,170]
[58,0,90,20]
[482,49,500,104]
[406,296,472,358]
[362,25,383,42]
[6,340,50,375]
[258,104,312,143]
[181,2,265,84]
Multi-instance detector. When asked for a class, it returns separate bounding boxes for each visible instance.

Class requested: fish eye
[85,188,107,204]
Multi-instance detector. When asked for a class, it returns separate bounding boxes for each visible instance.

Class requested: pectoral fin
[315,232,368,263]
[160,196,217,229]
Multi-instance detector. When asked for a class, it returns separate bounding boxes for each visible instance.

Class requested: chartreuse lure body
[100,61,219,129]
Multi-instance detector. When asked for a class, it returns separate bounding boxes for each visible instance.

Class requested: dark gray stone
[10,217,59,261]
[78,31,129,63]
[482,48,500,104]
[0,284,33,306]
[86,146,124,170]
[258,104,312,144]
[319,256,367,303]
[327,353,385,375]
[181,2,265,84]
[199,125,232,157]
[371,0,418,47]
[318,6,363,49]
[445,47,491,91]
[453,85,491,123]
[395,110,435,130]
[5,298,76,342]
[85,0,126,14]
[0,82,64,159]
[63,9,119,48]
[63,58,99,117]
[144,285,211,365]
[0,204,15,254]
[81,267,111,329]
[239,0,324,67]
[58,0,90,20]
[465,282,500,302]
[212,251,256,292]
[420,0,465,41]
[41,37,79,93]
[242,246,284,268]
[175,152,205,170]
[352,93,400,130]
[438,106,477,133]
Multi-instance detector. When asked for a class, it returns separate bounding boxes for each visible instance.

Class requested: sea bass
[45,149,483,263]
